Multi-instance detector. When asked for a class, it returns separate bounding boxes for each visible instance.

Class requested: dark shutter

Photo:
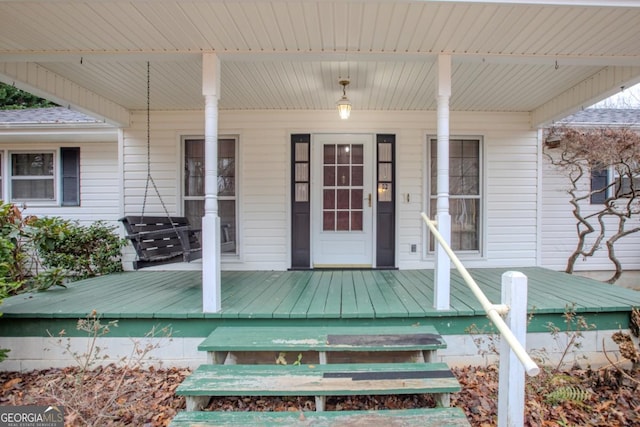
[291,134,311,269]
[590,169,608,204]
[61,147,80,206]
[376,134,395,268]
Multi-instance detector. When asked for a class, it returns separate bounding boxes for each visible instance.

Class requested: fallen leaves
[0,365,189,427]
[0,363,638,426]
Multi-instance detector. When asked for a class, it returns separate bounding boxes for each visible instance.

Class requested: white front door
[312,134,374,267]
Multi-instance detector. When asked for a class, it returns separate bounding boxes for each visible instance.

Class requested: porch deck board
[378,271,425,316]
[325,271,344,318]
[352,271,376,318]
[289,271,325,319]
[339,271,360,319]
[1,268,639,338]
[361,270,409,317]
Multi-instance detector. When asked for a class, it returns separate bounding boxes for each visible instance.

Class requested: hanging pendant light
[336,78,352,120]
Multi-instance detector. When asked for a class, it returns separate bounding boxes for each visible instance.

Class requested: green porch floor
[1,268,638,338]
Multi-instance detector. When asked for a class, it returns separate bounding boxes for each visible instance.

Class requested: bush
[28,217,126,284]
[0,203,127,292]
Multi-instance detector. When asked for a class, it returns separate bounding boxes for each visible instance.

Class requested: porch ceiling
[1,1,640,126]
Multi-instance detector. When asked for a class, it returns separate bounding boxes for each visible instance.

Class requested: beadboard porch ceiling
[1,1,640,126]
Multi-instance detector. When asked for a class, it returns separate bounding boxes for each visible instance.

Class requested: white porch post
[434,54,452,310]
[202,53,221,313]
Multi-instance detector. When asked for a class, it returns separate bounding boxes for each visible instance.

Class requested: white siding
[122,109,540,271]
[541,150,640,272]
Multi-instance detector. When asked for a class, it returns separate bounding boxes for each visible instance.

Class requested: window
[11,152,55,201]
[183,137,238,254]
[590,166,640,204]
[590,169,608,204]
[428,137,482,253]
[1,149,80,205]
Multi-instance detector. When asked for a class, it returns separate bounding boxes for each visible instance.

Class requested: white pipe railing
[421,212,540,377]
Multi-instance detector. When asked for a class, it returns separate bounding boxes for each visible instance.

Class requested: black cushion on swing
[119,216,202,270]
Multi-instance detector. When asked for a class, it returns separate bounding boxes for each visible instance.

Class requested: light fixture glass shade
[336,96,352,120]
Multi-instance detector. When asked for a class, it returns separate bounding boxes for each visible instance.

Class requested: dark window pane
[219,200,236,253]
[337,189,349,209]
[324,145,335,164]
[219,139,235,158]
[351,189,363,209]
[351,211,362,231]
[352,166,363,186]
[463,140,478,157]
[185,140,204,197]
[217,176,235,196]
[324,166,335,186]
[336,211,350,230]
[184,199,204,230]
[351,145,363,164]
[337,145,350,164]
[323,189,335,209]
[323,211,334,231]
[12,153,54,176]
[337,166,350,186]
[450,140,462,157]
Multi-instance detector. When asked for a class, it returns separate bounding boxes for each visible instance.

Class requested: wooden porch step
[199,325,447,364]
[176,362,461,411]
[169,407,471,427]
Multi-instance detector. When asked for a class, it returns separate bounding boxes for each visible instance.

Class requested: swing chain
[140,61,183,239]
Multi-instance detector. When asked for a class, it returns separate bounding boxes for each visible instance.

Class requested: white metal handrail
[421,212,540,377]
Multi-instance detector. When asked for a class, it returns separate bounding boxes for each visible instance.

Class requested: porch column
[202,53,221,313]
[434,54,451,310]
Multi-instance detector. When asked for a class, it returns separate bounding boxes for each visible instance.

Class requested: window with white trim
[183,137,238,254]
[1,149,80,205]
[428,137,482,253]
[10,152,55,201]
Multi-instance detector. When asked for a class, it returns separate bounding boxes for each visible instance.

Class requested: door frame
[290,133,396,269]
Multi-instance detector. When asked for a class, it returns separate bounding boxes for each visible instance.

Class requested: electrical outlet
[411,244,417,253]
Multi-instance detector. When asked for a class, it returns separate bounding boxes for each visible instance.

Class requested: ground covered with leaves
[1,363,639,426]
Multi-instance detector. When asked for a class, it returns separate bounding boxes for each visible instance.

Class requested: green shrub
[0,202,127,291]
[28,217,127,283]
[0,203,35,284]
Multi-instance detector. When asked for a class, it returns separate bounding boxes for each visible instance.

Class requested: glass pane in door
[322,143,364,232]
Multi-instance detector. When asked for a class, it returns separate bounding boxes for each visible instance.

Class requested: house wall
[541,148,640,272]
[122,109,540,270]
[0,138,120,226]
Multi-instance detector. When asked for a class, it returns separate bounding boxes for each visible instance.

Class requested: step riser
[177,363,461,411]
[170,408,471,427]
[208,350,434,365]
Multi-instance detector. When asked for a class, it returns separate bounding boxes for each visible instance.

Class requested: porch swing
[119,62,202,270]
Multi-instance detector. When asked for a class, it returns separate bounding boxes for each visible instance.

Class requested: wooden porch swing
[120,62,201,270]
